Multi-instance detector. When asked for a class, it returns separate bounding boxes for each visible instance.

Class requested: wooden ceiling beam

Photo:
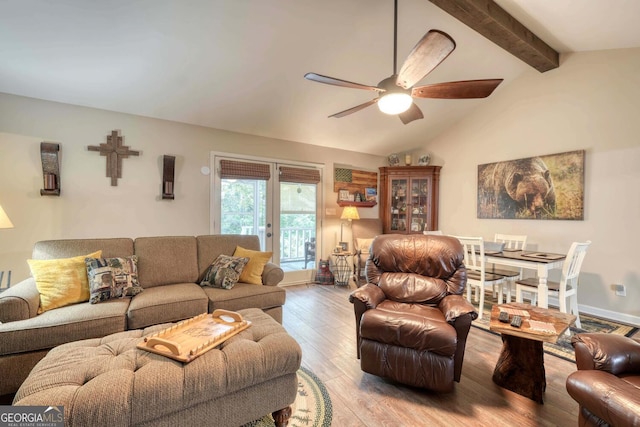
[428,0,559,72]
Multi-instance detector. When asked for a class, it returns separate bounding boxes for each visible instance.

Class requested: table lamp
[0,204,13,229]
[340,206,360,249]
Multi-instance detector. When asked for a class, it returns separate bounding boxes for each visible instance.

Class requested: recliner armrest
[0,278,40,323]
[566,370,640,427]
[261,262,284,286]
[438,294,478,323]
[572,333,640,374]
[349,284,386,360]
[349,283,385,309]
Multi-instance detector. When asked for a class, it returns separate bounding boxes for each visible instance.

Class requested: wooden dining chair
[515,241,591,328]
[491,234,528,302]
[455,236,507,320]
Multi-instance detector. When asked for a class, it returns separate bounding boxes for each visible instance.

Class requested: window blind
[279,166,321,184]
[219,160,270,180]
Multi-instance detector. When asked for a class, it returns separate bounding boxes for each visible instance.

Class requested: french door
[211,154,322,284]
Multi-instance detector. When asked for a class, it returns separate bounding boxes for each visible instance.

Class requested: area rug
[243,366,333,427]
[471,298,638,362]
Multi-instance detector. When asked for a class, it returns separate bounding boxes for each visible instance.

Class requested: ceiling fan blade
[329,99,378,118]
[304,73,382,91]
[412,79,504,99]
[398,102,424,125]
[397,30,456,90]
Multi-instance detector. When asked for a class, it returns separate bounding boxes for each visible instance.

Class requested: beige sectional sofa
[0,234,286,396]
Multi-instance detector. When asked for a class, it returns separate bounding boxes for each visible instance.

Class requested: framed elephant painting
[477,150,585,220]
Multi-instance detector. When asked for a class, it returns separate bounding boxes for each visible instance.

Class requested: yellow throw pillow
[28,250,102,313]
[233,246,273,285]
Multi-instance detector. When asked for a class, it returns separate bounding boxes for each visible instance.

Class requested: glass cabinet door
[389,178,408,232]
[409,177,431,232]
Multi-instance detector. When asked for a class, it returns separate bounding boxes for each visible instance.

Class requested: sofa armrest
[566,370,640,427]
[0,278,40,323]
[438,294,478,323]
[572,333,640,374]
[261,262,284,286]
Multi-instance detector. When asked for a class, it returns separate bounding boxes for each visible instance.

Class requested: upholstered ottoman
[13,308,302,427]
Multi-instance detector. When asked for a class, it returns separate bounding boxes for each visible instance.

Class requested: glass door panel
[390,178,408,232]
[279,182,317,273]
[410,178,430,232]
[220,179,268,249]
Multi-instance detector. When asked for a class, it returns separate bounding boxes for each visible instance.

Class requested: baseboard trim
[578,303,640,327]
[546,296,640,326]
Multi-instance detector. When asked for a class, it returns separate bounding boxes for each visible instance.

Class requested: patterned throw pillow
[200,254,249,290]
[85,256,143,304]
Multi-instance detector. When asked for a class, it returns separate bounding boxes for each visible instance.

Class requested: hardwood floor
[282,283,580,427]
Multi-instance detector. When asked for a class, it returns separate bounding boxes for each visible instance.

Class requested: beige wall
[0,93,383,284]
[2,47,638,324]
[417,47,640,324]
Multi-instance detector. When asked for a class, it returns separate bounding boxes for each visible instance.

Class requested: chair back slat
[454,236,485,278]
[563,241,591,284]
[494,234,528,251]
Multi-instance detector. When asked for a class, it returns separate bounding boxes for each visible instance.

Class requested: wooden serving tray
[137,309,251,363]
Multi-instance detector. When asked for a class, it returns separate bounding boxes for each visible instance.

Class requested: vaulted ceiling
[1,0,639,156]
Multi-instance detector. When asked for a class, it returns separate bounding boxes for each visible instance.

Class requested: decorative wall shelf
[337,201,377,208]
[162,155,175,200]
[40,142,61,196]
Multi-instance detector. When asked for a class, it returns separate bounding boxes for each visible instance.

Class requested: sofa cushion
[0,299,129,355]
[126,283,208,329]
[234,246,273,285]
[202,283,286,313]
[200,254,249,289]
[135,236,199,288]
[27,250,102,313]
[85,256,144,303]
[32,238,134,260]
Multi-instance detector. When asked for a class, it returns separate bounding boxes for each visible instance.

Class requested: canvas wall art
[477,150,585,220]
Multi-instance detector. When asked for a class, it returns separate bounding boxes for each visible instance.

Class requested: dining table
[483,249,566,309]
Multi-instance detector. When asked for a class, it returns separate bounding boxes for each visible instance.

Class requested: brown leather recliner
[566,333,640,427]
[349,234,477,392]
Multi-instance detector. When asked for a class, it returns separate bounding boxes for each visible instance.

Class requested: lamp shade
[340,206,360,221]
[0,205,13,229]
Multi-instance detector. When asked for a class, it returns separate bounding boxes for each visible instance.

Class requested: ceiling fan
[304,0,503,124]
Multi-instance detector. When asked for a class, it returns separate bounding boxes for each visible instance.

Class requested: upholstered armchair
[351,218,382,286]
[349,234,477,392]
[566,333,640,427]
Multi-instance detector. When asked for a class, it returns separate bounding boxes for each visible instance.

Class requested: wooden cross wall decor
[88,130,140,186]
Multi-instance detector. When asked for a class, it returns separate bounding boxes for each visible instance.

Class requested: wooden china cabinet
[379,166,441,234]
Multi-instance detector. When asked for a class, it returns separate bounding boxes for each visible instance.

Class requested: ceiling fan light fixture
[378,92,412,115]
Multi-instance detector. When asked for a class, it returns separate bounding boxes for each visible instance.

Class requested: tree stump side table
[489,303,575,404]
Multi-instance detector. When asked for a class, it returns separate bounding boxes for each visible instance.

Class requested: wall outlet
[612,284,626,297]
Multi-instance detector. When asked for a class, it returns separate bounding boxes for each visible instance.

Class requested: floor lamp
[339,206,359,252]
[0,204,14,288]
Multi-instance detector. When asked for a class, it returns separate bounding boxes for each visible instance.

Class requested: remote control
[510,315,522,328]
[498,311,509,323]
